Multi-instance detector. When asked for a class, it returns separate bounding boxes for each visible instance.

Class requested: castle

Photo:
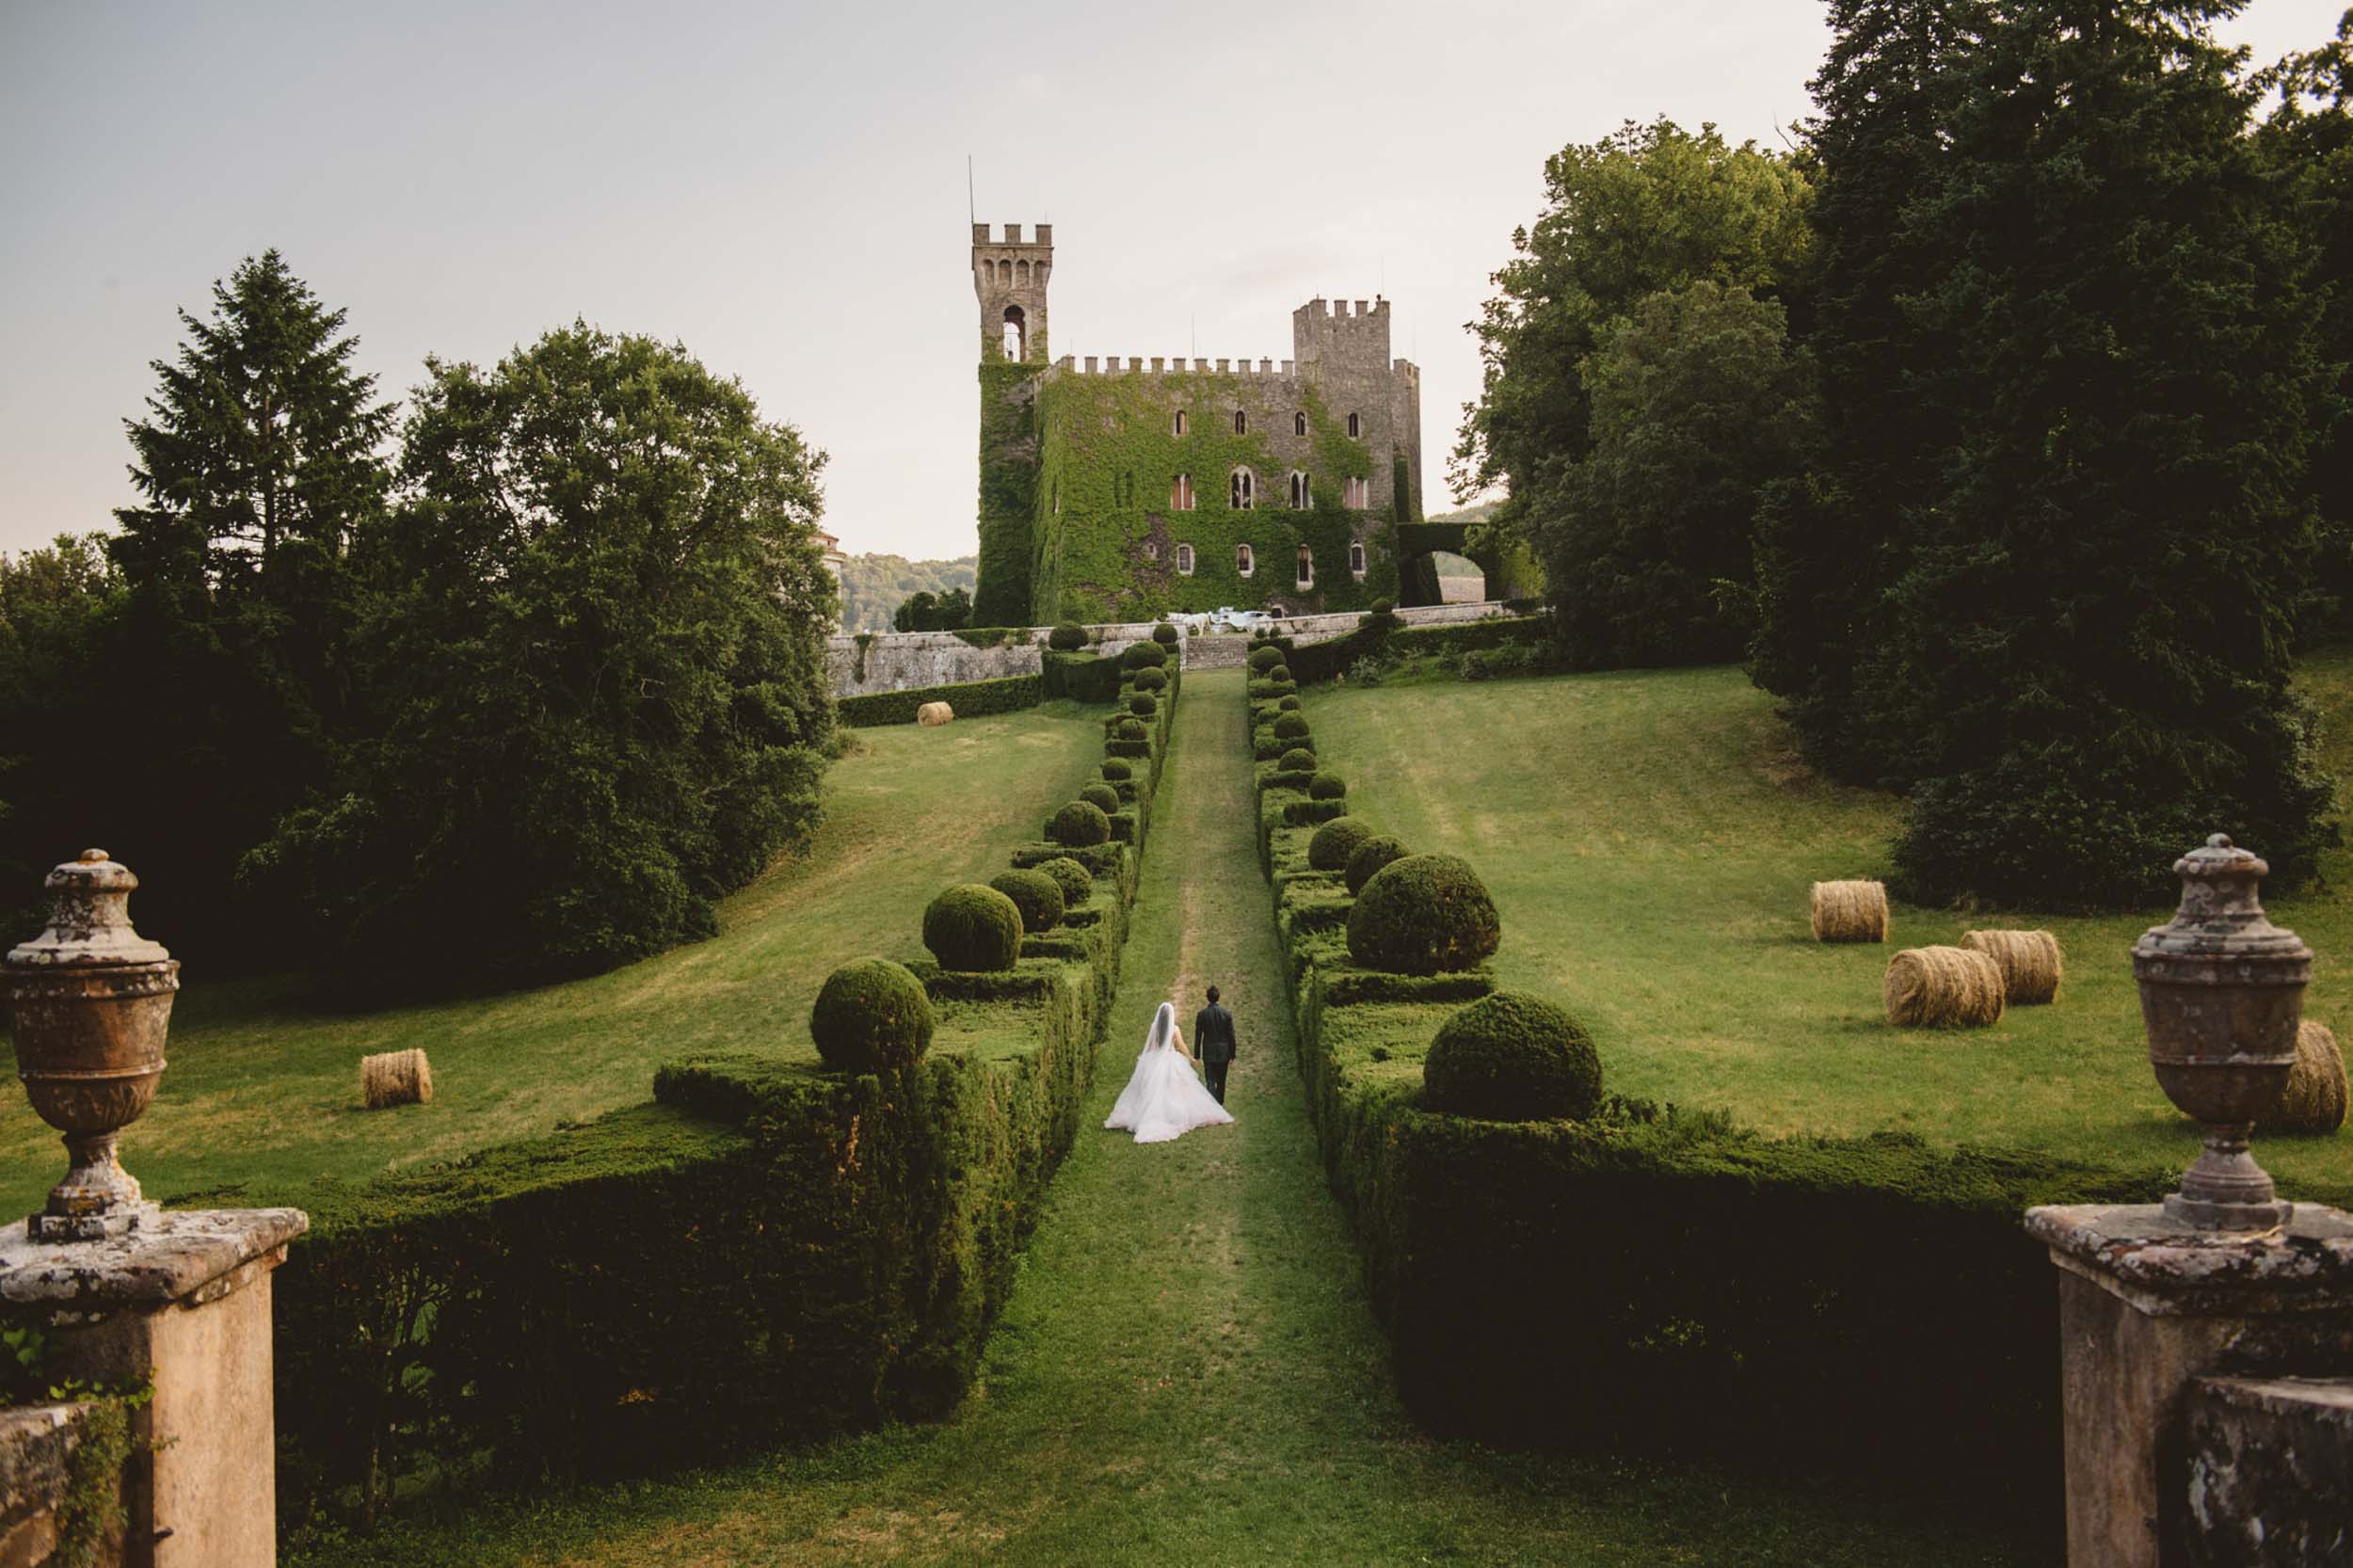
[968,221,1427,627]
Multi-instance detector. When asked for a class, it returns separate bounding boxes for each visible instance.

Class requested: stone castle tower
[969,220,1426,628]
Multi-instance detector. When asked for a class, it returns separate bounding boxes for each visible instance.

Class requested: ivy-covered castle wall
[968,221,1425,625]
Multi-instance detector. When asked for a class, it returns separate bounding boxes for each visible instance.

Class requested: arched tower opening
[1002,305,1026,361]
[971,220,1052,362]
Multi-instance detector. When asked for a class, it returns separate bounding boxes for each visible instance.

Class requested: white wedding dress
[1104,1001,1235,1144]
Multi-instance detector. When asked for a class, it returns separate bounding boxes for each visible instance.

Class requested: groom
[1194,984,1237,1105]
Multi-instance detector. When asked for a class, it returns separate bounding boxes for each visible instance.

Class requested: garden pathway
[316,669,2036,1568]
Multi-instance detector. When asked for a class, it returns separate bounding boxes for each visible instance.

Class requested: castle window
[1350,542,1367,577]
[1171,473,1195,511]
[1288,471,1309,509]
[1144,539,1159,561]
[1237,543,1255,577]
[1293,411,1307,436]
[1346,411,1361,439]
[1051,481,1060,515]
[1173,409,1188,437]
[1297,546,1314,589]
[1176,543,1194,575]
[1001,304,1026,360]
[1230,468,1255,510]
[1343,476,1369,509]
[1233,409,1247,435]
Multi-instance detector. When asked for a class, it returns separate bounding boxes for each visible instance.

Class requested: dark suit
[1193,1002,1236,1104]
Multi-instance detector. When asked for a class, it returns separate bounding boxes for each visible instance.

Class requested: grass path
[308,670,2042,1568]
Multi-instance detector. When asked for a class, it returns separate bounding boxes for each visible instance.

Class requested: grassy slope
[1305,653,2353,1205]
[299,667,2037,1568]
[0,705,1106,1216]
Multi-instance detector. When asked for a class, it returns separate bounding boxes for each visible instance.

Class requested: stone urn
[3,850,177,1240]
[2132,834,2308,1232]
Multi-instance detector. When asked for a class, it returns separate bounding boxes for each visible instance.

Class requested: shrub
[809,958,936,1072]
[1133,665,1168,692]
[1421,992,1601,1121]
[1344,833,1408,896]
[1266,664,1292,684]
[1048,622,1087,652]
[1279,746,1319,774]
[988,868,1066,935]
[1034,856,1095,907]
[1042,651,1121,703]
[1309,772,1347,801]
[1121,641,1167,670]
[1278,694,1302,711]
[1080,782,1121,814]
[1051,800,1112,847]
[1100,758,1132,781]
[1309,816,1379,873]
[1152,622,1179,646]
[1349,855,1501,974]
[1129,693,1158,718]
[1114,716,1147,742]
[1369,598,1396,616]
[1249,644,1288,674]
[1274,712,1310,740]
[921,884,1023,972]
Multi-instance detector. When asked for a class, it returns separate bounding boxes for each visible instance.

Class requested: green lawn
[0,705,1108,1217]
[1304,653,2353,1206]
[297,668,2040,1568]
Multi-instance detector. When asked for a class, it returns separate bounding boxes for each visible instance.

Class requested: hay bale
[1960,928,2063,1005]
[917,702,954,727]
[2260,1020,2349,1136]
[1883,946,2005,1029]
[361,1048,433,1109]
[1810,879,1889,943]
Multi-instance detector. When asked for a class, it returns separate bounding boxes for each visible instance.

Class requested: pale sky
[3,0,2344,562]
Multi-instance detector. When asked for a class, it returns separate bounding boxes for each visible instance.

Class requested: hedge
[837,673,1043,728]
[1233,666,2165,1529]
[1043,651,1123,703]
[254,644,1190,1532]
[1282,616,1548,686]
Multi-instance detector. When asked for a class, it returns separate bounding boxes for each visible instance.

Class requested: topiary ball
[1309,772,1347,801]
[989,868,1066,935]
[922,885,1024,972]
[1121,641,1167,670]
[1035,856,1095,907]
[1249,645,1287,674]
[1080,782,1121,814]
[1114,716,1147,741]
[1422,992,1601,1122]
[1348,855,1501,974]
[810,958,935,1073]
[1100,758,1133,781]
[1134,665,1169,692]
[1273,712,1310,740]
[1369,599,1396,616]
[1267,664,1292,684]
[1309,816,1378,873]
[1277,694,1302,711]
[1344,834,1408,896]
[1048,622,1087,652]
[1153,622,1179,646]
[1279,746,1318,774]
[1129,693,1158,718]
[1051,799,1113,847]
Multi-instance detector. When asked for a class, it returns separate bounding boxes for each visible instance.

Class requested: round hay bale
[1883,946,2005,1029]
[810,958,935,1072]
[1811,879,1889,943]
[2260,1020,2349,1135]
[1960,929,2063,1005]
[917,702,954,727]
[361,1048,433,1109]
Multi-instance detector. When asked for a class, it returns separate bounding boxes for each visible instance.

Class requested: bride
[1105,1001,1235,1144]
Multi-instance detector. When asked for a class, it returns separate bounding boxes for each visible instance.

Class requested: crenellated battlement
[970,221,1053,248]
[1045,355,1302,380]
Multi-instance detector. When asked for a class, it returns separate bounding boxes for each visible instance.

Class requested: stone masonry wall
[826,622,1164,698]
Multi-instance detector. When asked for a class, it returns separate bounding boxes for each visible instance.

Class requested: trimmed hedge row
[838,672,1043,728]
[1236,674,2165,1529]
[1275,615,1549,685]
[259,652,1187,1530]
[1043,649,1124,703]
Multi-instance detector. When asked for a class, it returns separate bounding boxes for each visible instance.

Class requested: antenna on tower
[967,156,975,224]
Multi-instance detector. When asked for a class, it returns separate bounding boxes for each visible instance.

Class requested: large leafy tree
[1532,281,1818,668]
[0,536,124,936]
[247,325,838,993]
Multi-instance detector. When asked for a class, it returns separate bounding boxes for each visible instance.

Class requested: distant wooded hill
[837,553,977,632]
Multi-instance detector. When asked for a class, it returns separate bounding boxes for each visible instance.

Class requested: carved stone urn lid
[5,850,172,969]
[2132,835,2312,969]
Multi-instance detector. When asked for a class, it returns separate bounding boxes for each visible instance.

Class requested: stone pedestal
[2025,1203,2353,1568]
[0,1208,306,1568]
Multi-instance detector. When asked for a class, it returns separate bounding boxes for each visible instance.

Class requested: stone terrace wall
[827,623,1165,698]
